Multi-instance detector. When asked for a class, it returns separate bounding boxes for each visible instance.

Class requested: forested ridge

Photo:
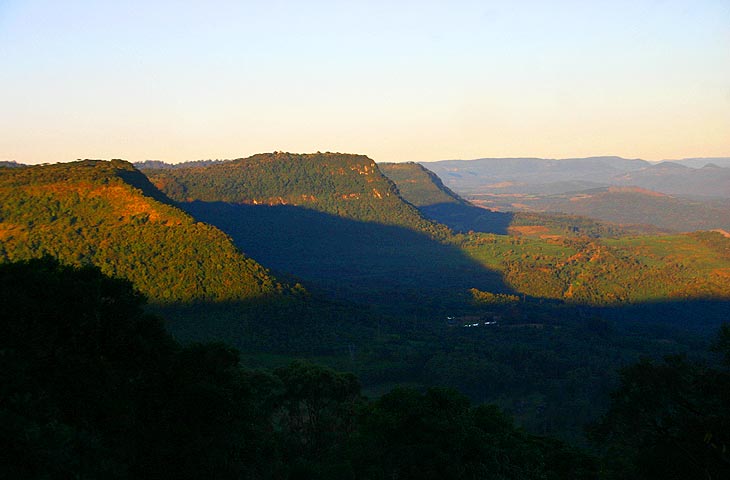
[0,159,287,303]
[142,152,450,238]
[2,156,730,477]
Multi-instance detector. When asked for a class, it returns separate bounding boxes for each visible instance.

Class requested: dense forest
[142,152,449,238]
[2,156,730,476]
[0,258,597,479]
[0,160,288,303]
[137,156,730,309]
[452,230,730,304]
[3,258,728,479]
[379,162,468,208]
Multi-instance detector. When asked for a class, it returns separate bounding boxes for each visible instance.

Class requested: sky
[1,0,729,164]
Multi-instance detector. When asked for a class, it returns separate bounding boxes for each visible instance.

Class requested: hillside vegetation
[141,154,501,307]
[143,152,449,238]
[379,162,467,207]
[453,230,730,305]
[380,161,730,305]
[378,161,518,234]
[0,160,286,303]
[2,258,608,480]
[3,156,730,447]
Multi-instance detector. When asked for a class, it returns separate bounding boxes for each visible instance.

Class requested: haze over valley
[418,156,730,232]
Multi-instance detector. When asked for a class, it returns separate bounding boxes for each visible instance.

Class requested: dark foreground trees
[9,257,726,479]
[591,326,730,480]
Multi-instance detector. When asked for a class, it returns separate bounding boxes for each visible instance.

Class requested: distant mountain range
[468,186,730,233]
[415,156,730,232]
[670,157,730,169]
[421,156,730,198]
[0,161,24,168]
[380,162,659,236]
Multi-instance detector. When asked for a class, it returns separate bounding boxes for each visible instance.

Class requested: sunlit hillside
[0,160,286,303]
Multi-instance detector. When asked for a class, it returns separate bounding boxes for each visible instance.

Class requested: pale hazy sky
[1,0,729,164]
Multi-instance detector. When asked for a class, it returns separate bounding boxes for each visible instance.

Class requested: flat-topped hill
[142,152,448,238]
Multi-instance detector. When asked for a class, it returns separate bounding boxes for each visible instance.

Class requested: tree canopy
[0,160,286,303]
[1,257,601,479]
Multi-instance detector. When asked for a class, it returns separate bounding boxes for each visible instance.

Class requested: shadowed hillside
[380,162,647,237]
[140,153,511,310]
[380,162,514,234]
[3,157,730,449]
[181,201,508,311]
[139,155,730,309]
[142,152,450,238]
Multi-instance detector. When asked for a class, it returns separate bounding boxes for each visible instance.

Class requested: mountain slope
[380,162,643,237]
[380,162,513,234]
[0,160,285,303]
[379,162,730,303]
[140,153,506,307]
[143,152,448,238]
[379,162,468,207]
[455,229,730,304]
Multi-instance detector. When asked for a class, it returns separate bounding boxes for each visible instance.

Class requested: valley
[2,154,730,448]
[5,2,728,476]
